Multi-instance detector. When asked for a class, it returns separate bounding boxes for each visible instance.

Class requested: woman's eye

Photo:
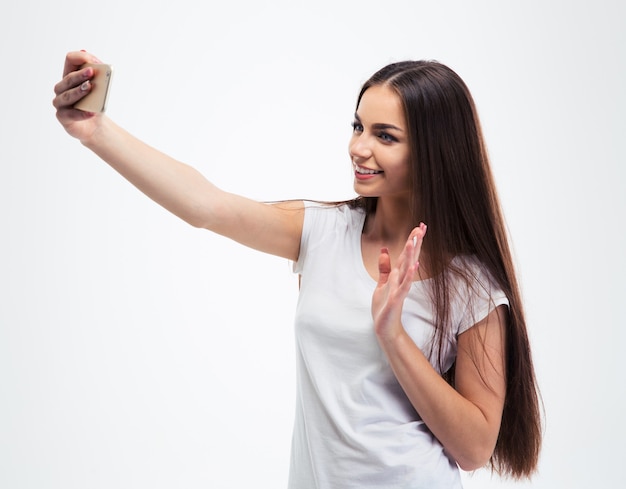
[351,121,363,132]
[378,132,396,143]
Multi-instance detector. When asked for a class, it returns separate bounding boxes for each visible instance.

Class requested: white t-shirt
[289,203,508,489]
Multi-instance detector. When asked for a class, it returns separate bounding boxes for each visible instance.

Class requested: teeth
[355,166,382,175]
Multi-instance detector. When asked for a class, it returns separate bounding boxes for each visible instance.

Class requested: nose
[349,133,373,160]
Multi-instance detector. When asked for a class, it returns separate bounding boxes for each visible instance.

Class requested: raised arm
[53,51,303,260]
[372,226,506,471]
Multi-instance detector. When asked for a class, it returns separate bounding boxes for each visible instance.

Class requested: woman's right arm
[53,51,304,261]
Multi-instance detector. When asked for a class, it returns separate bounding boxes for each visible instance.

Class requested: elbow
[451,413,501,472]
[185,213,208,229]
[455,446,495,472]
[176,211,207,229]
[458,458,489,473]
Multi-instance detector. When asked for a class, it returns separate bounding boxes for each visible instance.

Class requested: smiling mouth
[355,166,383,175]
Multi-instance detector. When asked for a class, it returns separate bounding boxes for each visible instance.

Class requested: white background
[1,1,624,487]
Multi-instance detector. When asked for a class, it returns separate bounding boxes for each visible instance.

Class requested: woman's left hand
[372,223,427,342]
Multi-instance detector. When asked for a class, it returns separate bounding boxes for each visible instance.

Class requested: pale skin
[53,51,506,471]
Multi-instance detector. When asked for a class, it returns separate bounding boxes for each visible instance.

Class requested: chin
[353,183,378,198]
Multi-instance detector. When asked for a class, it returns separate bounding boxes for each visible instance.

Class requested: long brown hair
[351,61,542,478]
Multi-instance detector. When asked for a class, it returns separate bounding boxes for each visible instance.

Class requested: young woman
[53,52,542,488]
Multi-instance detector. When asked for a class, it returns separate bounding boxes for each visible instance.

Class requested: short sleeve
[450,256,510,336]
[292,200,316,274]
[292,202,349,274]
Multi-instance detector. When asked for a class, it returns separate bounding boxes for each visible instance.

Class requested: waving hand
[372,223,427,340]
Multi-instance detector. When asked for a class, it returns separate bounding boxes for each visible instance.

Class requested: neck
[363,196,415,243]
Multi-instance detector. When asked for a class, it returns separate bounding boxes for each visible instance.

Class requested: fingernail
[80,81,90,91]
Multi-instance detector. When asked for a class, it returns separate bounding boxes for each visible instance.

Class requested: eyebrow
[354,113,404,132]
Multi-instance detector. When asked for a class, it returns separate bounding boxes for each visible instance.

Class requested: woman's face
[349,84,411,201]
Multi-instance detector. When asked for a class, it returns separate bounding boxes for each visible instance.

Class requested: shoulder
[449,255,503,294]
[294,202,364,273]
[302,201,365,233]
[447,255,509,335]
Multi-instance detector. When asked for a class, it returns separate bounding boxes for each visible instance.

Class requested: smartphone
[75,63,113,112]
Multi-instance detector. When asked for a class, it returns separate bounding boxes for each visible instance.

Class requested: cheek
[385,150,410,172]
[392,155,412,184]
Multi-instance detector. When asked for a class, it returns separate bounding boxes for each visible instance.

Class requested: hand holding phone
[75,63,113,112]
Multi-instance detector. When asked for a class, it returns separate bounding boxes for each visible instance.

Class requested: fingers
[396,223,427,285]
[372,224,428,335]
[52,66,94,109]
[409,222,427,253]
[377,247,391,286]
[62,50,101,77]
[404,222,427,256]
[378,223,429,291]
[53,51,103,110]
[54,64,93,95]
